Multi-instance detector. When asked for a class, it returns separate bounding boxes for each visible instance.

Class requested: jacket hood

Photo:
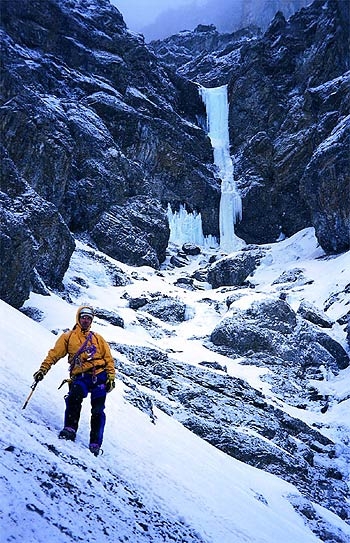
[76,305,94,327]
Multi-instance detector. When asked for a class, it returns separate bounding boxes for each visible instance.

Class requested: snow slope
[1,228,349,543]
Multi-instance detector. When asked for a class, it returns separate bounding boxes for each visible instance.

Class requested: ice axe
[22,381,39,410]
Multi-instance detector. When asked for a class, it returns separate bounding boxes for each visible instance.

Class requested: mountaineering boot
[89,443,101,457]
[59,427,76,441]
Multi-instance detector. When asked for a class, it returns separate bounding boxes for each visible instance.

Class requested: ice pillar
[200,85,243,252]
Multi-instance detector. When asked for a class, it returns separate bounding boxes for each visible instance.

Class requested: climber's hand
[106,374,115,392]
[33,370,45,383]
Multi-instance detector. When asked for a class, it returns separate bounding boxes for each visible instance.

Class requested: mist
[112,0,196,34]
[112,0,311,42]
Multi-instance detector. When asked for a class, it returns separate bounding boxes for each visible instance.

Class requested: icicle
[199,85,243,253]
[167,204,218,249]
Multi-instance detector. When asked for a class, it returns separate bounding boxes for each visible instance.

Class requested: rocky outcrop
[150,24,261,84]
[0,195,36,309]
[111,341,349,521]
[94,307,124,328]
[297,300,333,329]
[300,114,350,254]
[209,296,349,380]
[141,296,189,324]
[230,1,350,251]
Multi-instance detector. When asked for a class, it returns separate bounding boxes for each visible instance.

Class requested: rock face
[300,114,350,254]
[153,0,350,253]
[91,196,170,268]
[0,146,75,307]
[0,0,219,306]
[150,24,261,83]
[229,3,350,251]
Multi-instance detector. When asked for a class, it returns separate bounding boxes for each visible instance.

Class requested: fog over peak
[112,0,311,41]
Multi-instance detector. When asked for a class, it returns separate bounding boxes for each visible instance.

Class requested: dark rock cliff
[0,0,219,306]
[229,0,350,250]
[152,0,350,252]
[0,145,75,306]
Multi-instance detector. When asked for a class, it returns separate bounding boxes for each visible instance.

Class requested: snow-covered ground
[1,228,349,542]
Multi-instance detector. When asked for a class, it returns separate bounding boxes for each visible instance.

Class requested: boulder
[211,320,273,355]
[129,297,149,310]
[142,296,189,324]
[297,300,333,328]
[182,243,201,256]
[207,248,263,288]
[246,298,297,334]
[170,254,189,268]
[94,308,124,328]
[272,268,313,288]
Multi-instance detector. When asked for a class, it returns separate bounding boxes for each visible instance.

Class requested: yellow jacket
[40,306,115,378]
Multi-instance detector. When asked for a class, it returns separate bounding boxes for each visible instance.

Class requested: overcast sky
[112,0,196,32]
[111,0,311,42]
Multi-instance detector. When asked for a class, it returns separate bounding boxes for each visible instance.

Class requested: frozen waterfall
[166,85,242,252]
[200,85,243,253]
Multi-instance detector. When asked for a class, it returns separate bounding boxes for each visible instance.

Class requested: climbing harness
[69,332,97,374]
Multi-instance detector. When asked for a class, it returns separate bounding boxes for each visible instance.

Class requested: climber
[33,305,115,456]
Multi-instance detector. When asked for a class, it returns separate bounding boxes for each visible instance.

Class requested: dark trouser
[64,370,107,446]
